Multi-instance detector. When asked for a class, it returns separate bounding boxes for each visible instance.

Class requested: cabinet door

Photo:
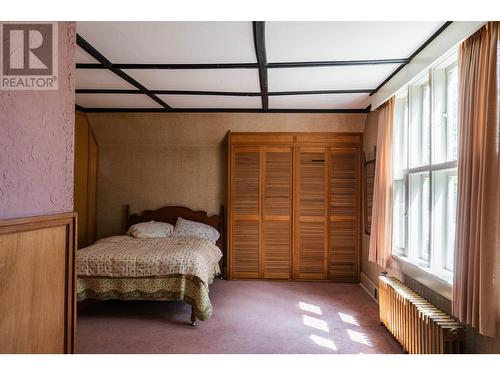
[230,147,261,278]
[294,147,328,280]
[262,147,292,279]
[328,148,360,282]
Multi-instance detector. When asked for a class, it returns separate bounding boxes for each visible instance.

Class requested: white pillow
[126,221,174,239]
[173,217,220,243]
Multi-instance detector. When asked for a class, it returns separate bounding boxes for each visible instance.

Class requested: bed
[76,205,225,326]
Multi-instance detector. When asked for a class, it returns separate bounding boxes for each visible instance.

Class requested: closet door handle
[311,159,325,162]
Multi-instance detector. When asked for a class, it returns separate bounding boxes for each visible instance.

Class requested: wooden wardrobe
[227,132,362,282]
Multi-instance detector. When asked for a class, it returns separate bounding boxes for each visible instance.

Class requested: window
[409,76,431,168]
[392,50,459,282]
[409,172,430,263]
[432,169,457,272]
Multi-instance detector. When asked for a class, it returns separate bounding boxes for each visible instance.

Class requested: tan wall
[361,110,387,286]
[89,112,366,239]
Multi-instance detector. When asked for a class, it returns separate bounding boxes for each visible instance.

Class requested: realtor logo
[1,22,58,90]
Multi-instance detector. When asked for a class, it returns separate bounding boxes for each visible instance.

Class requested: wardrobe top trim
[228,131,362,146]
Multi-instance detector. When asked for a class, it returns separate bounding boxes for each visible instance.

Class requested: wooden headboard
[125,205,225,274]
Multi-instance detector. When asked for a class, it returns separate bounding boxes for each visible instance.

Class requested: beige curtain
[453,22,500,338]
[369,97,395,268]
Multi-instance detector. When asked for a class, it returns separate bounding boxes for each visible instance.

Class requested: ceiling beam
[77,89,143,94]
[76,34,172,110]
[76,88,373,96]
[369,21,453,96]
[76,58,409,70]
[268,89,371,96]
[252,21,268,110]
[267,58,409,68]
[77,63,259,69]
[75,105,370,114]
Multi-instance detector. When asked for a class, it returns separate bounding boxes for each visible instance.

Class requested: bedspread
[77,236,222,287]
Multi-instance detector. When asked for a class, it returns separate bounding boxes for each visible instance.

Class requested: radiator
[379,275,465,354]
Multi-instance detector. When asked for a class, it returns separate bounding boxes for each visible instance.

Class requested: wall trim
[75,105,370,114]
[360,272,378,304]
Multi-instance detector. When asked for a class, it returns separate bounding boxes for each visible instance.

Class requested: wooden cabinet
[0,213,76,353]
[228,132,361,282]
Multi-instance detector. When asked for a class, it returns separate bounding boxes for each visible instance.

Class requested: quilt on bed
[76,236,222,320]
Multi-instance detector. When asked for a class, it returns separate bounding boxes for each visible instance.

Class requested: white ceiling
[75,21,447,111]
[265,22,444,62]
[123,69,261,92]
[269,93,371,110]
[76,93,162,108]
[267,64,400,91]
[76,46,99,64]
[77,69,135,89]
[77,22,256,64]
[157,95,262,109]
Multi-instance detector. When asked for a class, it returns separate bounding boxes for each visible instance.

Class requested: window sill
[391,254,453,301]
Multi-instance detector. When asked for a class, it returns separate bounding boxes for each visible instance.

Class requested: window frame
[392,50,458,284]
[431,168,458,273]
[445,62,459,162]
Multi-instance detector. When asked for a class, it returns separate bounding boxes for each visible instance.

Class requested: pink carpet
[76,280,403,354]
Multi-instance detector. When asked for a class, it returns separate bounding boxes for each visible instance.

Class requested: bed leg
[190,306,197,327]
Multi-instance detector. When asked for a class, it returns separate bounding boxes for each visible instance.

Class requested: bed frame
[124,204,225,326]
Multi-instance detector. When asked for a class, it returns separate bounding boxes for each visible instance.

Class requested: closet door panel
[263,220,290,278]
[262,148,292,279]
[297,220,326,279]
[299,151,327,217]
[295,148,328,280]
[232,220,260,277]
[263,150,291,216]
[230,147,260,278]
[232,149,260,216]
[328,148,360,282]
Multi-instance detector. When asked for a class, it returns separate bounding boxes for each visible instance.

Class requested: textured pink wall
[0,22,76,219]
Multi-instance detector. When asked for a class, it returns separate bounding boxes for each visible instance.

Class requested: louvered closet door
[328,148,360,282]
[294,147,328,280]
[262,147,292,279]
[231,147,261,278]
